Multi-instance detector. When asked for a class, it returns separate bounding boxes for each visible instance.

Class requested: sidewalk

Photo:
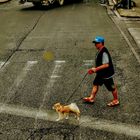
[109,0,140,17]
[108,0,140,49]
[117,0,140,18]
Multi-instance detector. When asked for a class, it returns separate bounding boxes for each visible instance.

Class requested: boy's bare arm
[91,63,109,73]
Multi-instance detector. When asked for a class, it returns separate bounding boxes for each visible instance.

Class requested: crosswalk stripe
[0,103,140,138]
[83,60,94,66]
[0,60,93,71]
[3,61,38,104]
[34,60,66,128]
[0,61,5,68]
[0,61,10,71]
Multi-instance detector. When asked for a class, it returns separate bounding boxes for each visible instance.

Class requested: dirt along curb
[108,0,140,18]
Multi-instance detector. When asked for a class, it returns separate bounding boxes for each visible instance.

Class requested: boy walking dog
[83,36,119,107]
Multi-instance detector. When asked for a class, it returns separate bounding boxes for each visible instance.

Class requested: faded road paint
[0,103,139,139]
[34,60,66,128]
[83,60,94,66]
[0,61,9,71]
[0,61,5,68]
[0,61,38,105]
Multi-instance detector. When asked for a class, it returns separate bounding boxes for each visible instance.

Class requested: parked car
[19,0,64,7]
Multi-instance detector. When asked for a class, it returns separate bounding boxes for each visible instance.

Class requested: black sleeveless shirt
[95,47,114,79]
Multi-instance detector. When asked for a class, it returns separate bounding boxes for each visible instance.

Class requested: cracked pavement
[0,0,140,139]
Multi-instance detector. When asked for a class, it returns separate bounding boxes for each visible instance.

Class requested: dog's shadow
[56,117,80,126]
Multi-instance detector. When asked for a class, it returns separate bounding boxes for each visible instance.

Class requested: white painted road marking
[2,61,38,104]
[83,60,94,66]
[0,103,50,121]
[0,61,5,68]
[50,75,61,78]
[34,60,66,128]
[2,59,140,138]
[81,116,140,138]
[0,61,10,71]
[0,103,139,138]
[51,60,65,78]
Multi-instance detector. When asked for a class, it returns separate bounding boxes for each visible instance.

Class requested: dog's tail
[69,103,80,113]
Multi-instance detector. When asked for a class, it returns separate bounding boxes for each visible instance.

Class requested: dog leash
[66,72,88,103]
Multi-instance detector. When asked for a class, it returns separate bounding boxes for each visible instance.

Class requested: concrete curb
[128,28,140,48]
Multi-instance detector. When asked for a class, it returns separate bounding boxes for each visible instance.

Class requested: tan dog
[53,103,80,121]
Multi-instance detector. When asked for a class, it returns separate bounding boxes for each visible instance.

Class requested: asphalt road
[0,0,140,139]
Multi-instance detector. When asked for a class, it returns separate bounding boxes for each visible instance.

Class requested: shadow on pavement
[20,0,83,11]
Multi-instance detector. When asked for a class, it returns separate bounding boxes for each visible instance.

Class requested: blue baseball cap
[92,36,105,43]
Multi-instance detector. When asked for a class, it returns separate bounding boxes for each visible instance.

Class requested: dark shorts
[93,75,115,91]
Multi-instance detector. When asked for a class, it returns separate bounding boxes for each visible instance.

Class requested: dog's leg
[56,112,64,121]
[77,116,80,120]
[74,114,79,120]
[56,112,61,121]
[65,113,69,119]
[76,113,80,120]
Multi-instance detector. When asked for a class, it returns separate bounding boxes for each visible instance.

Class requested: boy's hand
[91,68,96,73]
[88,69,94,74]
[88,68,97,75]
[88,69,93,74]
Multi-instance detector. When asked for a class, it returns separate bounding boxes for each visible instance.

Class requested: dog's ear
[57,103,61,105]
[54,102,61,107]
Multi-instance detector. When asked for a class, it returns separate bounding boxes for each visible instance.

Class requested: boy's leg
[83,75,102,102]
[112,84,118,101]
[90,85,99,100]
[83,85,99,102]
[104,79,119,106]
